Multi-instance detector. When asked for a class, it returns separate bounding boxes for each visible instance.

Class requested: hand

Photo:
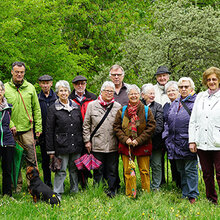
[36,132,42,137]
[126,138,132,146]
[189,143,197,153]
[10,126,17,136]
[132,139,138,147]
[85,141,92,153]
[49,154,55,160]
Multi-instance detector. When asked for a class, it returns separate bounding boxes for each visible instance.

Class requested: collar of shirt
[75,91,85,102]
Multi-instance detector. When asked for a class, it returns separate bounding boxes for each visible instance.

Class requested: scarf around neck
[127,101,140,139]
[98,95,115,108]
[208,88,220,96]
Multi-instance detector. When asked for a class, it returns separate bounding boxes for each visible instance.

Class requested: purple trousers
[197,149,220,204]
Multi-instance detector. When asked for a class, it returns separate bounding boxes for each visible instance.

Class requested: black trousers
[0,146,14,196]
[92,151,119,192]
[40,144,52,187]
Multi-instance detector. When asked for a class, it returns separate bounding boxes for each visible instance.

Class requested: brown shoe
[189,198,196,204]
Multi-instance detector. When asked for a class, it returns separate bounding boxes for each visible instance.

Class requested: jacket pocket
[56,133,68,147]
[213,125,220,147]
[92,131,104,151]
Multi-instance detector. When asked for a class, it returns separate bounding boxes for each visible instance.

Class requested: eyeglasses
[129,93,139,96]
[75,81,86,86]
[167,89,178,93]
[207,78,218,82]
[103,90,114,94]
[111,73,123,77]
[178,85,190,89]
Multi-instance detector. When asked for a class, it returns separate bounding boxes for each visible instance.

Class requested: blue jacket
[0,104,15,146]
[164,94,197,160]
[38,89,57,133]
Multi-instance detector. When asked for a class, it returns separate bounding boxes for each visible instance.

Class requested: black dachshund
[26,166,60,206]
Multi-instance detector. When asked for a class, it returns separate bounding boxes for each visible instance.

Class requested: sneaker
[56,194,62,201]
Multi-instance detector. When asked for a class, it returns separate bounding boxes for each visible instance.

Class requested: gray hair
[178,77,195,90]
[55,80,71,93]
[141,83,155,95]
[165,81,178,93]
[109,64,125,76]
[0,81,5,91]
[100,81,115,92]
[127,84,140,95]
[12,61,26,70]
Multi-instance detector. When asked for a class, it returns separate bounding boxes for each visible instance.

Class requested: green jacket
[4,79,42,133]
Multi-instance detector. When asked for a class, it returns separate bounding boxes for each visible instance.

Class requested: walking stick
[166,152,169,185]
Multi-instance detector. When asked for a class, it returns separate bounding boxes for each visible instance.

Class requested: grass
[0,150,219,220]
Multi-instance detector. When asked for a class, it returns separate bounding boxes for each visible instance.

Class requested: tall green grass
[0,154,219,220]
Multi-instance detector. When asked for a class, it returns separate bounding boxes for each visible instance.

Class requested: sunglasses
[178,85,190,89]
[207,78,218,82]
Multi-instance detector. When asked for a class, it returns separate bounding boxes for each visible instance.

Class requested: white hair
[127,84,140,94]
[141,83,154,95]
[164,81,178,93]
[178,77,195,90]
[0,81,5,90]
[100,81,115,92]
[55,80,71,93]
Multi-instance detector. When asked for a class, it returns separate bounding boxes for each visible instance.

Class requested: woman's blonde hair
[202,67,220,87]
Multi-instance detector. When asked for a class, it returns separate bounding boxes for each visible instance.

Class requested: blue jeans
[176,159,199,199]
[150,149,162,189]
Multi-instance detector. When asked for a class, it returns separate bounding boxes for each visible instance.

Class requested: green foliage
[1,0,219,92]
[59,0,154,87]
[0,0,94,85]
[106,0,220,92]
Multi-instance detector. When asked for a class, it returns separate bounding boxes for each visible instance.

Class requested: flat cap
[38,74,53,81]
[155,66,171,76]
[72,75,87,83]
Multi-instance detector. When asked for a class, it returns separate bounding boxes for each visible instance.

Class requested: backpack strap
[121,105,127,120]
[121,105,149,122]
[144,105,149,122]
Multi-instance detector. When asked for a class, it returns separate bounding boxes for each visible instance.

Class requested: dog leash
[17,88,38,169]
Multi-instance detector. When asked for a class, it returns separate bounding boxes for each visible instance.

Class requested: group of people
[0,62,220,206]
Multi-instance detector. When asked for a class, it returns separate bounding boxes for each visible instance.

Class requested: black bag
[50,156,62,172]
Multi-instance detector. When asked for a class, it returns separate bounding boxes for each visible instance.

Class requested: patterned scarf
[127,101,140,139]
[98,95,115,108]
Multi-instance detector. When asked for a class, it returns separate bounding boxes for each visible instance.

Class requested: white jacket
[154,83,170,107]
[189,90,220,150]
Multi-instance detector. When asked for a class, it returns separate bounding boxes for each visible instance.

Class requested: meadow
[0,152,219,220]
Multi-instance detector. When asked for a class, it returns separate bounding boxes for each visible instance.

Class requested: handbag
[49,156,62,172]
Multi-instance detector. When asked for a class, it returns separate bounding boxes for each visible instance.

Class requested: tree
[0,0,94,89]
[103,0,220,91]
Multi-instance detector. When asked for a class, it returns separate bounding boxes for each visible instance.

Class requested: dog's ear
[26,166,34,180]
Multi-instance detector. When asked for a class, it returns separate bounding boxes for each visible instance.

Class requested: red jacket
[69,89,96,120]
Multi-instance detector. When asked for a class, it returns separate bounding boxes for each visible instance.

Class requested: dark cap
[72,75,87,83]
[38,75,53,81]
[155,66,171,76]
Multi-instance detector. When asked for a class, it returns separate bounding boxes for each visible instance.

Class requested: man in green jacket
[4,61,42,192]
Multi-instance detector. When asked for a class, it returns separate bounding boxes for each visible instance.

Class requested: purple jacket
[164,94,197,160]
